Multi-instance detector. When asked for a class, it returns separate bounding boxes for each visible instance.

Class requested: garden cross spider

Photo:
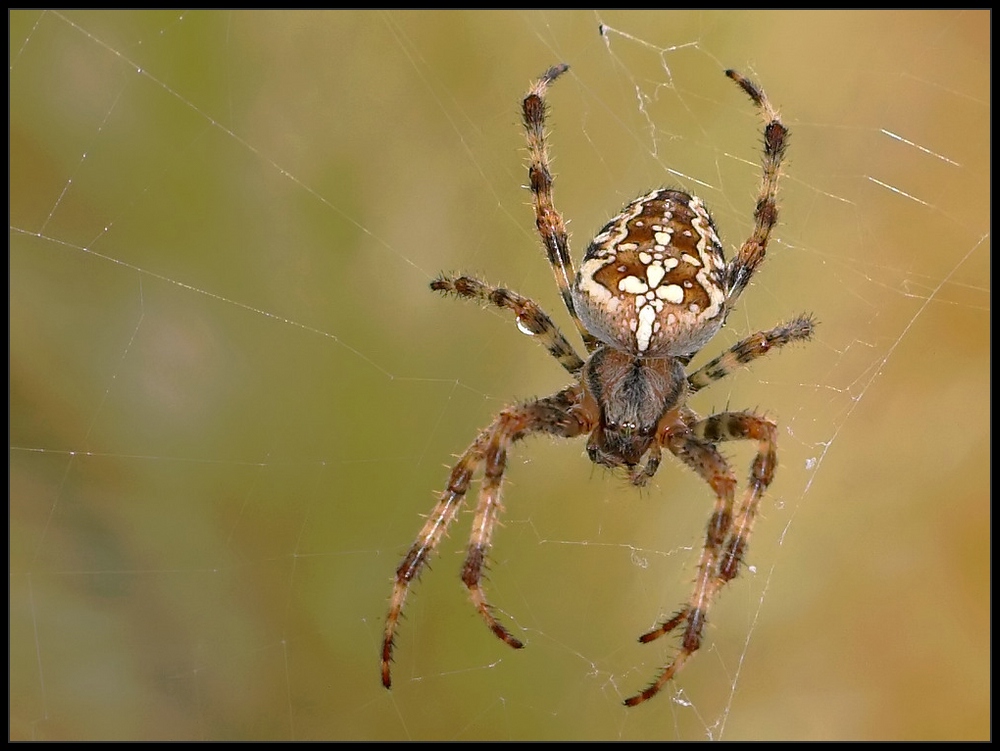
[381,64,815,707]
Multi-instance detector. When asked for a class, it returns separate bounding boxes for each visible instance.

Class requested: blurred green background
[10,10,989,740]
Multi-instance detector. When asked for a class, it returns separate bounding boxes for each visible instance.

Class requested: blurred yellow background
[10,10,989,740]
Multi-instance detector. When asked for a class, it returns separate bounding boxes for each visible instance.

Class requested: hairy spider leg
[522,65,601,353]
[723,70,789,307]
[624,410,777,706]
[430,275,585,375]
[381,386,586,688]
[687,314,815,394]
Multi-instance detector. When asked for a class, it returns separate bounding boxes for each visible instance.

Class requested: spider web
[10,10,989,741]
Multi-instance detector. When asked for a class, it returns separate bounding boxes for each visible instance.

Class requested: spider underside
[381,64,814,707]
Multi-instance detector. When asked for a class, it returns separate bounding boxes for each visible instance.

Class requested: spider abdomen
[572,189,728,358]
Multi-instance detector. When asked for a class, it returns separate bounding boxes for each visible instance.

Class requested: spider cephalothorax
[381,64,814,707]
[579,349,685,480]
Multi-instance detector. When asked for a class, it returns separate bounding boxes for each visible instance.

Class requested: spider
[381,64,815,707]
